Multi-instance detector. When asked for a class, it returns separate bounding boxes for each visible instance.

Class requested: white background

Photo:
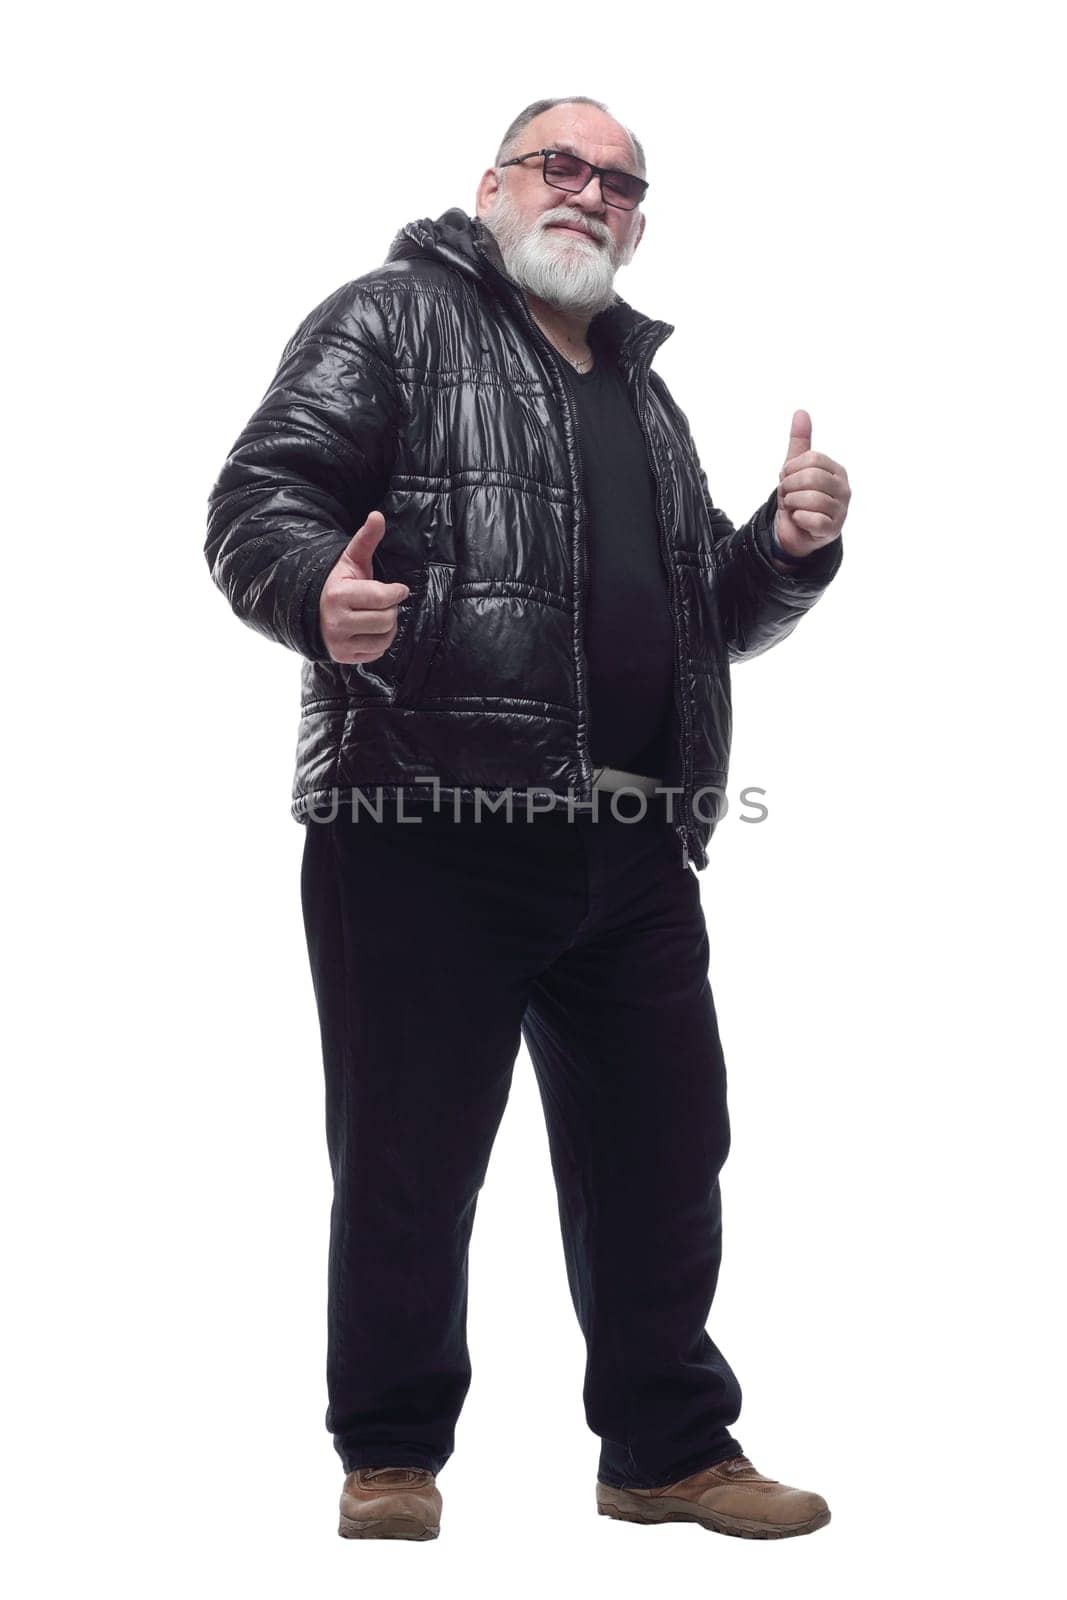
[4,1,1064,1595]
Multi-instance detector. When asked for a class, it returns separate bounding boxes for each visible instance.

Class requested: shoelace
[715,1454,769,1481]
[361,1467,432,1485]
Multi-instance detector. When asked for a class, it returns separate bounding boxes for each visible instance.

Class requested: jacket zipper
[485,263,691,861]
[508,294,596,801]
[635,366,694,870]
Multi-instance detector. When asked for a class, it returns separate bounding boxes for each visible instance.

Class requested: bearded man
[205,93,850,1544]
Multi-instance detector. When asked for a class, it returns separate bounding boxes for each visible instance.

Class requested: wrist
[769,514,816,569]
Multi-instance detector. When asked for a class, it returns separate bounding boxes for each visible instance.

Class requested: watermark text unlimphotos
[303,777,771,825]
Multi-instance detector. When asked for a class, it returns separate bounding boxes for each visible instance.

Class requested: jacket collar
[386,206,674,375]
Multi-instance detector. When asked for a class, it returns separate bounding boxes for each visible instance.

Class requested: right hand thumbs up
[319,510,411,665]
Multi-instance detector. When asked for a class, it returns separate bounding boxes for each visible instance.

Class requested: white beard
[481,186,637,316]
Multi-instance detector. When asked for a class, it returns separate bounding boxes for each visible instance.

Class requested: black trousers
[299,792,744,1489]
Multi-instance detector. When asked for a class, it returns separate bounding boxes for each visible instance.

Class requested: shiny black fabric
[559,334,675,776]
[205,207,843,869]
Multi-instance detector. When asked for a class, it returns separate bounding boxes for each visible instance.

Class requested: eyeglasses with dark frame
[498,148,649,211]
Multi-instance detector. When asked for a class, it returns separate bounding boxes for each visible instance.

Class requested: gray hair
[494,96,646,181]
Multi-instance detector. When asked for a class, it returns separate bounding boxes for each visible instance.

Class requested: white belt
[590,765,663,795]
[528,767,665,812]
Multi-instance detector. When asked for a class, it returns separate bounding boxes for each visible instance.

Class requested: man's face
[476,106,647,317]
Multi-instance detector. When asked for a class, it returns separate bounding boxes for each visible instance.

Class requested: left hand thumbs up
[774,408,851,558]
[785,408,813,467]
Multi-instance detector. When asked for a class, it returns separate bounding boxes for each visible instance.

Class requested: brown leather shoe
[597,1453,830,1539]
[338,1466,442,1540]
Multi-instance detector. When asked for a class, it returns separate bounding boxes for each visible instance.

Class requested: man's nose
[567,175,607,213]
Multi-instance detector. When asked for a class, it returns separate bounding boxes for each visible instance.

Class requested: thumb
[340,509,386,578]
[784,408,812,466]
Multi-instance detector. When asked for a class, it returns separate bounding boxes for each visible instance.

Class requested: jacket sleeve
[712,480,843,661]
[654,376,844,662]
[204,282,401,662]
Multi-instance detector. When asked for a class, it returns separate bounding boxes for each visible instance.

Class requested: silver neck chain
[531,313,594,373]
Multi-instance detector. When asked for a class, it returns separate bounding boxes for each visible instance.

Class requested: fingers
[340,509,387,570]
[321,576,410,664]
[329,577,410,613]
[787,507,836,535]
[779,457,850,541]
[779,456,841,486]
[322,579,409,627]
[785,408,812,464]
[778,488,838,516]
[329,638,398,664]
[330,577,410,607]
[335,607,400,637]
[326,615,400,664]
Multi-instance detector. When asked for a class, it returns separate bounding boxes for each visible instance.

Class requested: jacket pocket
[392,561,456,705]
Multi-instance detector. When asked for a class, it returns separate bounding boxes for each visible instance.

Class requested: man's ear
[475,167,499,219]
[634,210,647,251]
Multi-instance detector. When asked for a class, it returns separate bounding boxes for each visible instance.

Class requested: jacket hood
[385,206,673,367]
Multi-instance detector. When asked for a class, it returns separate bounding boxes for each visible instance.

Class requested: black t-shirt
[558,332,675,776]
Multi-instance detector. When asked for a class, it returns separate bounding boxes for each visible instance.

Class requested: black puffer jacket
[205,207,843,869]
